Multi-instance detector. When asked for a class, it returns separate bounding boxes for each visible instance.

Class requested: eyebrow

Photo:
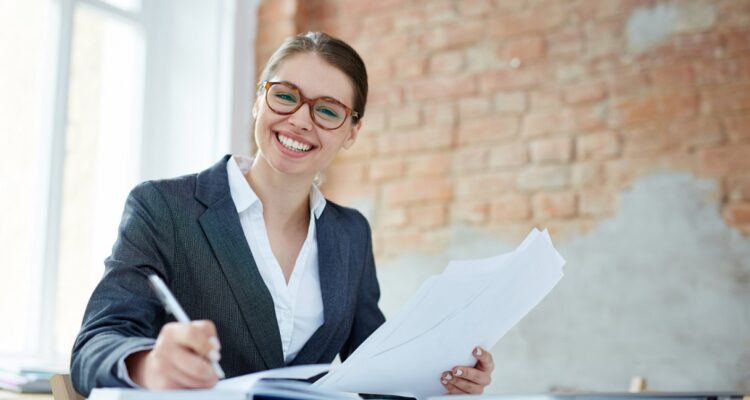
[278,80,347,105]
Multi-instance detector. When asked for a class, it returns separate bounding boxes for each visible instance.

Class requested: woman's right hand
[125,320,222,389]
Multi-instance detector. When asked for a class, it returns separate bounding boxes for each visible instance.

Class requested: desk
[0,391,52,400]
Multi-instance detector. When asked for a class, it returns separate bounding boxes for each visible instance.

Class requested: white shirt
[118,155,326,384]
[226,155,325,363]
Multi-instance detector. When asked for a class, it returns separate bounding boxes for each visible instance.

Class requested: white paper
[316,228,565,399]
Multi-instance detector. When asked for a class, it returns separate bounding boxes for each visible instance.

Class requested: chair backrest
[50,374,84,400]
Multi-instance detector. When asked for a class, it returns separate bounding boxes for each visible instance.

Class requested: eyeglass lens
[266,83,347,129]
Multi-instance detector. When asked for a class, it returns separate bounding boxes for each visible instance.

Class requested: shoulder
[323,200,372,237]
[127,172,199,209]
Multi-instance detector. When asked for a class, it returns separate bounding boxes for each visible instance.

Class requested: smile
[276,133,313,152]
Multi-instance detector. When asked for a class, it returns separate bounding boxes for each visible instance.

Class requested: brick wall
[256,0,750,260]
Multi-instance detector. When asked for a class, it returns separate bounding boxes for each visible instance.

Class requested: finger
[449,376,485,394]
[163,321,218,358]
[169,350,219,387]
[445,381,470,395]
[473,346,494,372]
[452,366,491,386]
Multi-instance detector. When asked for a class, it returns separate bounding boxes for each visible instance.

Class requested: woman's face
[253,52,361,179]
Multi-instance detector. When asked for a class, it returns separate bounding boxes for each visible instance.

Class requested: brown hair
[258,32,368,122]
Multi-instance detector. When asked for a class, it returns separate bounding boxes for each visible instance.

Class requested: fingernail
[444,373,453,381]
[454,368,463,377]
[208,349,221,362]
[474,347,483,356]
[209,336,221,350]
[441,379,448,385]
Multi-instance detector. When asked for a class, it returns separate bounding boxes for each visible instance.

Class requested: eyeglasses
[260,81,359,130]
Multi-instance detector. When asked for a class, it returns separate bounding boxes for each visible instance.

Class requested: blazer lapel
[195,156,284,370]
[291,206,350,365]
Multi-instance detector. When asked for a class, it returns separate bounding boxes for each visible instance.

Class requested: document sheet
[315,228,565,399]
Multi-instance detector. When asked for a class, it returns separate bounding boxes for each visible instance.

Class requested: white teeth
[277,134,312,152]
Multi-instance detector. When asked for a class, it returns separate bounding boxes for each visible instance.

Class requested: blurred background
[1,0,748,394]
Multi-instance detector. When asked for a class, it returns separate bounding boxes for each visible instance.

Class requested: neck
[246,155,314,227]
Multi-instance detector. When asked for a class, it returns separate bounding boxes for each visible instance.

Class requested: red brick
[408,153,451,177]
[393,55,427,79]
[669,117,725,149]
[361,13,394,36]
[430,50,465,74]
[450,200,489,224]
[367,59,392,82]
[489,195,531,221]
[529,89,562,109]
[494,91,527,113]
[409,75,477,102]
[571,162,604,187]
[621,123,671,156]
[489,143,528,168]
[693,57,750,85]
[421,0,457,24]
[377,127,453,154]
[420,19,485,51]
[458,115,519,145]
[489,6,564,38]
[723,203,750,225]
[727,175,750,201]
[458,0,493,16]
[522,106,605,137]
[518,166,571,190]
[547,27,584,58]
[576,131,621,160]
[579,189,617,216]
[724,29,750,56]
[325,161,367,184]
[606,71,649,98]
[322,182,376,206]
[671,32,723,59]
[724,115,750,142]
[456,173,516,198]
[259,0,296,19]
[389,105,421,129]
[532,192,578,218]
[611,91,699,127]
[458,96,493,119]
[585,19,623,57]
[697,144,750,175]
[453,146,489,172]
[604,157,661,187]
[357,34,412,59]
[530,137,573,163]
[369,158,404,182]
[408,205,447,228]
[499,36,546,61]
[647,64,694,87]
[363,108,387,132]
[702,84,750,113]
[337,134,375,160]
[423,102,457,128]
[382,178,454,205]
[479,65,545,91]
[368,84,404,107]
[563,82,607,104]
[377,207,407,228]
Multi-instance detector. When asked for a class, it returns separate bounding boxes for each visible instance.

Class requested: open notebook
[87,364,357,400]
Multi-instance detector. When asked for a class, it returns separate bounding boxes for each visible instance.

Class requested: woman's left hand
[440,346,494,395]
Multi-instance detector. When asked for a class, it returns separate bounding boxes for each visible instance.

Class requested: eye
[315,105,342,121]
[273,92,298,104]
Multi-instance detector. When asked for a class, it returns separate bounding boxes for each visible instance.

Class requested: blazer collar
[195,155,352,367]
[196,155,284,369]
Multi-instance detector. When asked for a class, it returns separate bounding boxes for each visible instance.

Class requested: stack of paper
[315,228,565,399]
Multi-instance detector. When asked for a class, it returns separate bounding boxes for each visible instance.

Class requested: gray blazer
[70,155,385,396]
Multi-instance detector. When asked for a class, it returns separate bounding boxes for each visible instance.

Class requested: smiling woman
[69,32,494,397]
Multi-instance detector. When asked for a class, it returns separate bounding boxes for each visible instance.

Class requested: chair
[50,374,84,400]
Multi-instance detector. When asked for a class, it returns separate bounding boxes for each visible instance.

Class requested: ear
[342,120,361,150]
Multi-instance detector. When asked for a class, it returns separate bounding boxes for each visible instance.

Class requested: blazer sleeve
[339,218,386,360]
[70,181,174,397]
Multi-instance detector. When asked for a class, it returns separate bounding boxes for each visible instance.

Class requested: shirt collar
[226,155,327,219]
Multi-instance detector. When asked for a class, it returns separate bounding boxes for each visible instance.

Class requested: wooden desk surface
[0,391,53,400]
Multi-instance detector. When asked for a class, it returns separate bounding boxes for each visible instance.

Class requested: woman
[71,32,493,397]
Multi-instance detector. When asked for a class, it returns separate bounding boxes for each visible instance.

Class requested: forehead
[270,53,354,104]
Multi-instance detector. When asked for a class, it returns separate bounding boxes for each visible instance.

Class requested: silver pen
[148,274,226,379]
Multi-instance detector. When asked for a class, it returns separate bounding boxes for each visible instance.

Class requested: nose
[288,102,314,131]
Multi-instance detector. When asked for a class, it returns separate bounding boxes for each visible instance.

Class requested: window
[0,0,257,368]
